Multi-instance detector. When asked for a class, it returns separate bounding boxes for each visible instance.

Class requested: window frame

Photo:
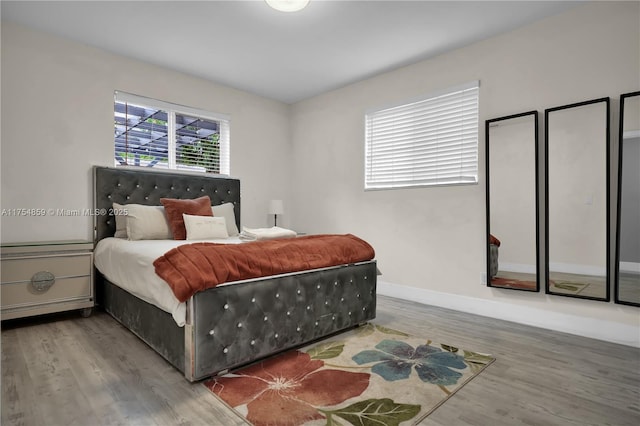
[114,91,230,175]
[364,81,479,190]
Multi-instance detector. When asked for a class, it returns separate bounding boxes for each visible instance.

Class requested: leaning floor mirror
[486,111,539,291]
[615,91,640,306]
[545,97,610,301]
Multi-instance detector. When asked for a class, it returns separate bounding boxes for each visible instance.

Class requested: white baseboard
[377,280,640,348]
[620,261,640,274]
[499,262,536,274]
[622,130,640,139]
[548,262,606,276]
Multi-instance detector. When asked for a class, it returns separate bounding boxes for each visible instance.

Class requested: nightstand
[1,240,94,320]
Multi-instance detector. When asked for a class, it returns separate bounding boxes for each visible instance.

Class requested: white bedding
[239,226,297,241]
[94,237,243,326]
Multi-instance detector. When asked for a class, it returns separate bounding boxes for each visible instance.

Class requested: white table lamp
[269,200,284,226]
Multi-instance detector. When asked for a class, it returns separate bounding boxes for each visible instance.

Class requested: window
[114,91,230,174]
[364,81,479,189]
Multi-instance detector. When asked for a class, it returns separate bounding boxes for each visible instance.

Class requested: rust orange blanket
[153,234,375,302]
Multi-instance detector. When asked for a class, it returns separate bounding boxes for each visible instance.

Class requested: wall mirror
[545,98,610,301]
[486,111,539,291]
[615,91,640,306]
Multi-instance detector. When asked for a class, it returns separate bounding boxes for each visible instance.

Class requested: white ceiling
[1,0,581,104]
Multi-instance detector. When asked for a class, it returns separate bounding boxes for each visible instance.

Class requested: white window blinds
[365,81,479,189]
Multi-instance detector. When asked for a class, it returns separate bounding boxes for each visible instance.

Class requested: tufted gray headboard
[93,166,241,242]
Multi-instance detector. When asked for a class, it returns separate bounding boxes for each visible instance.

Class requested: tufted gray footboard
[188,261,376,380]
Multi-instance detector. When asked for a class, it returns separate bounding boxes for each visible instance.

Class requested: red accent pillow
[160,196,213,240]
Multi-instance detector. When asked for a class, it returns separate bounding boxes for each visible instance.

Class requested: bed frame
[93,166,377,381]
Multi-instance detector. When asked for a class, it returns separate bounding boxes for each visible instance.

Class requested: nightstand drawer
[1,248,93,320]
[1,275,91,309]
[1,253,91,283]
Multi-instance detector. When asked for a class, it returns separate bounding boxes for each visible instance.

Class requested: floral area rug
[549,280,590,294]
[203,323,495,426]
[490,276,537,290]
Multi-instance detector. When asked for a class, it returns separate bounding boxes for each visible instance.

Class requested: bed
[489,234,500,278]
[93,166,377,382]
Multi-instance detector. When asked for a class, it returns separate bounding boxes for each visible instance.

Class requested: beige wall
[290,1,640,344]
[489,116,537,271]
[1,21,292,242]
[623,95,640,134]
[620,94,640,265]
[548,102,608,272]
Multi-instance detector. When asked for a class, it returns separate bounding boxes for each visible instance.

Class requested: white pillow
[125,204,173,241]
[112,202,127,238]
[183,214,229,240]
[211,202,240,236]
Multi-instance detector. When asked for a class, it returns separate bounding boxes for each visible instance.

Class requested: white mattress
[94,237,243,326]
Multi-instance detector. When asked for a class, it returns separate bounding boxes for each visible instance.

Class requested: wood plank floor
[2,295,639,425]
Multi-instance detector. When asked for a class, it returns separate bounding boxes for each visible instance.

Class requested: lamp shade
[265,0,310,13]
[269,199,284,215]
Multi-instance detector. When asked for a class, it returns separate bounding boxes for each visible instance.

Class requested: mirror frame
[544,97,610,301]
[485,111,539,292]
[615,90,640,307]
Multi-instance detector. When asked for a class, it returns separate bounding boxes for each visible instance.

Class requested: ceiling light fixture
[265,0,310,13]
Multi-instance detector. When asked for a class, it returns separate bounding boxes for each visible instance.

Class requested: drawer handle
[30,271,55,293]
